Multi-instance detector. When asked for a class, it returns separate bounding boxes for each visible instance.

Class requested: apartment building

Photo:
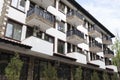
[0,0,119,80]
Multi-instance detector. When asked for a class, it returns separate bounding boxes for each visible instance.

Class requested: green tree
[112,36,120,67]
[74,66,82,80]
[111,73,119,80]
[5,53,23,80]
[43,63,58,80]
[103,72,109,80]
[91,71,99,80]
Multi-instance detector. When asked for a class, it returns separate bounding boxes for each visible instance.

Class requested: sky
[76,0,120,36]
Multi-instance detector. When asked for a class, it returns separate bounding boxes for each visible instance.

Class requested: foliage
[91,71,99,80]
[5,53,23,80]
[112,36,120,67]
[111,73,119,80]
[103,72,109,80]
[74,66,82,80]
[43,63,58,80]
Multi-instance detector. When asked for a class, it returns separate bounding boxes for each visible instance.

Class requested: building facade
[0,0,119,80]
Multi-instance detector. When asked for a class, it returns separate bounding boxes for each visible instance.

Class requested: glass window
[11,0,26,11]
[45,34,54,43]
[5,23,13,38]
[58,40,65,54]
[59,1,65,13]
[67,43,71,53]
[20,0,26,7]
[5,20,22,41]
[58,21,65,33]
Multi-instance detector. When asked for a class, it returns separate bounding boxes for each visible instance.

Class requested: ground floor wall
[0,52,118,80]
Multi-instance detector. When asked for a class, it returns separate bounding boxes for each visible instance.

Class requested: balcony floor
[102,40,112,45]
[67,35,85,45]
[26,14,53,31]
[67,15,84,26]
[89,47,102,52]
[88,30,101,38]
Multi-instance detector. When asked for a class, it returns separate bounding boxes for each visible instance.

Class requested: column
[25,0,30,13]
[27,57,34,80]
[55,0,59,10]
[21,25,27,40]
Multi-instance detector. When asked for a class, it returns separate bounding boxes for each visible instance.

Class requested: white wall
[7,6,26,24]
[22,36,53,56]
[47,6,66,22]
[0,0,4,16]
[77,25,88,34]
[106,65,118,72]
[90,60,105,69]
[46,28,66,41]
[67,52,87,64]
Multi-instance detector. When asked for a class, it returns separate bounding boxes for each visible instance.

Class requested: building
[0,0,119,80]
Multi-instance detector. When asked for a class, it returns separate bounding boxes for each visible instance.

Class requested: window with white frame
[11,0,26,11]
[58,21,65,33]
[5,20,22,41]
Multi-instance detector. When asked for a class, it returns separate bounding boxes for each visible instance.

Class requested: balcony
[89,60,105,69]
[22,36,53,56]
[26,7,55,31]
[67,29,85,45]
[102,36,112,45]
[31,0,55,9]
[67,10,84,26]
[105,59,118,72]
[66,52,87,64]
[104,48,114,58]
[88,25,101,38]
[89,40,102,52]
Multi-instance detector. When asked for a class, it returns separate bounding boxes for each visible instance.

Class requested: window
[26,26,33,38]
[5,20,22,41]
[11,0,26,11]
[59,1,65,13]
[58,40,65,54]
[58,21,65,33]
[77,47,83,54]
[67,43,71,53]
[45,34,54,43]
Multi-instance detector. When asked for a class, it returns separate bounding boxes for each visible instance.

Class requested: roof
[0,37,32,49]
[67,0,115,37]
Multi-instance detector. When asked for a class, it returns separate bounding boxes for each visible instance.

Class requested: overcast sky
[76,0,120,36]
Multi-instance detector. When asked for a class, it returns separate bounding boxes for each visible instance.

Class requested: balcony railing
[88,25,101,37]
[104,48,114,58]
[26,6,55,31]
[27,7,55,23]
[67,29,85,44]
[67,10,84,26]
[89,40,102,52]
[67,10,84,20]
[102,35,112,44]
[89,40,102,48]
[67,29,84,39]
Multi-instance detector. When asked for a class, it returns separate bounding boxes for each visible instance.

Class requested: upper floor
[0,0,117,71]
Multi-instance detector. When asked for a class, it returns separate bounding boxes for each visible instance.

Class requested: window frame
[5,20,22,41]
[58,21,65,33]
[11,0,26,12]
[57,39,65,54]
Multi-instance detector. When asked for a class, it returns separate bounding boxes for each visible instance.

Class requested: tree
[43,63,58,80]
[74,66,82,80]
[5,53,23,80]
[103,72,109,80]
[91,71,99,80]
[112,36,120,67]
[111,73,119,80]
